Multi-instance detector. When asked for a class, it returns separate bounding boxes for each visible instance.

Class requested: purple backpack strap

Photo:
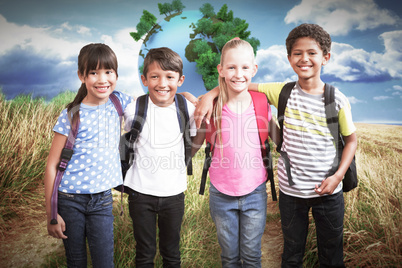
[108,93,125,215]
[50,118,79,224]
[109,93,123,116]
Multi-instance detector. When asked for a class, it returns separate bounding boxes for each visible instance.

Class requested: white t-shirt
[123,96,197,197]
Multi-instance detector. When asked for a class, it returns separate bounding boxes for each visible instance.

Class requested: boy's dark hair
[143,47,183,78]
[286,23,331,56]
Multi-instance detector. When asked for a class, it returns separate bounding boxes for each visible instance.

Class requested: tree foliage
[172,0,185,12]
[199,3,215,18]
[158,0,185,16]
[191,4,260,90]
[130,10,157,41]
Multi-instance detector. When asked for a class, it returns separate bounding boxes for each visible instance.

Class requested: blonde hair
[212,38,255,150]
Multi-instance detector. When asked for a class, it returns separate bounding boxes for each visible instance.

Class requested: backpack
[50,93,124,225]
[115,93,193,193]
[277,82,358,192]
[199,91,277,201]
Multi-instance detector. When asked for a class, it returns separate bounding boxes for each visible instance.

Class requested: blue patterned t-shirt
[53,91,133,194]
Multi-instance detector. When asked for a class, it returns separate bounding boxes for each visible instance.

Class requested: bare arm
[269,118,280,146]
[248,83,259,91]
[315,133,357,195]
[191,122,206,157]
[179,92,199,107]
[44,132,68,239]
[194,87,219,129]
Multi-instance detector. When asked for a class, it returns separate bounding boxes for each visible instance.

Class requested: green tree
[130,10,157,41]
[172,0,185,12]
[199,3,215,18]
[246,37,260,56]
[192,39,212,55]
[227,10,234,22]
[158,3,168,16]
[143,10,157,26]
[189,4,260,90]
[216,4,228,21]
[196,18,214,37]
[195,49,220,90]
[162,2,173,16]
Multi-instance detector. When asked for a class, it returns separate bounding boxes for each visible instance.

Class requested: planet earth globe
[138,10,208,98]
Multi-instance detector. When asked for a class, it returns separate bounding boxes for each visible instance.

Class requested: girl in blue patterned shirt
[44,43,132,267]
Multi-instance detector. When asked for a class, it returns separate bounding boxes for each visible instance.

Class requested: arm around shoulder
[194,87,219,128]
[191,122,206,157]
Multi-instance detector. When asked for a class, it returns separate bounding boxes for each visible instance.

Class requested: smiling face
[217,46,257,95]
[287,37,330,82]
[79,67,117,105]
[141,61,184,107]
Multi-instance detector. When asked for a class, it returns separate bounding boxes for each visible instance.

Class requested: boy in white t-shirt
[123,47,199,267]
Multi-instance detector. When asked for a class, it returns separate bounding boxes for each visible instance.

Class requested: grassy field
[0,91,401,267]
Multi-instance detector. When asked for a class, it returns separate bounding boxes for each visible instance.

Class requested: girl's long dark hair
[66,43,118,127]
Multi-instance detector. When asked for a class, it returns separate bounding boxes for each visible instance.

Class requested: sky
[0,0,401,124]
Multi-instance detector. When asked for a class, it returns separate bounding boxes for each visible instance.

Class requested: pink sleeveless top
[209,103,268,196]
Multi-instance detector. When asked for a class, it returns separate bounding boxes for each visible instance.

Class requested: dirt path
[261,200,283,268]
[0,189,283,267]
[0,186,64,267]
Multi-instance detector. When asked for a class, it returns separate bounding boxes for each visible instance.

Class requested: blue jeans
[279,191,345,268]
[209,182,267,268]
[58,189,114,268]
[128,190,184,268]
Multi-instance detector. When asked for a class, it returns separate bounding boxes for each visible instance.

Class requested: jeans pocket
[128,190,140,202]
[175,192,185,202]
[58,191,75,199]
[322,192,344,230]
[100,191,113,207]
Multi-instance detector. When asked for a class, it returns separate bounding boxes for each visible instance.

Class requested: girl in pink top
[193,38,274,267]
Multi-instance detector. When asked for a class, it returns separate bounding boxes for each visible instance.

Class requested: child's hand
[194,95,215,128]
[314,174,342,195]
[47,214,68,239]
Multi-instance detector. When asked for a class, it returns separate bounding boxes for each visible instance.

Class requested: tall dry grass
[1,91,401,267]
[0,91,75,236]
[342,123,401,267]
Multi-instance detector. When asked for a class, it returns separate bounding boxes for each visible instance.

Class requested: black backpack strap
[120,95,148,175]
[263,139,277,201]
[199,141,211,195]
[324,84,342,174]
[277,82,295,152]
[200,120,216,195]
[277,82,296,186]
[175,94,193,175]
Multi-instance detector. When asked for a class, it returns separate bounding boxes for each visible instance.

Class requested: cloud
[0,14,144,99]
[323,42,393,82]
[323,31,402,82]
[255,45,294,82]
[378,31,402,78]
[394,85,402,91]
[347,96,366,104]
[100,29,145,96]
[373,95,392,101]
[0,15,85,60]
[285,0,399,36]
[255,33,402,83]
